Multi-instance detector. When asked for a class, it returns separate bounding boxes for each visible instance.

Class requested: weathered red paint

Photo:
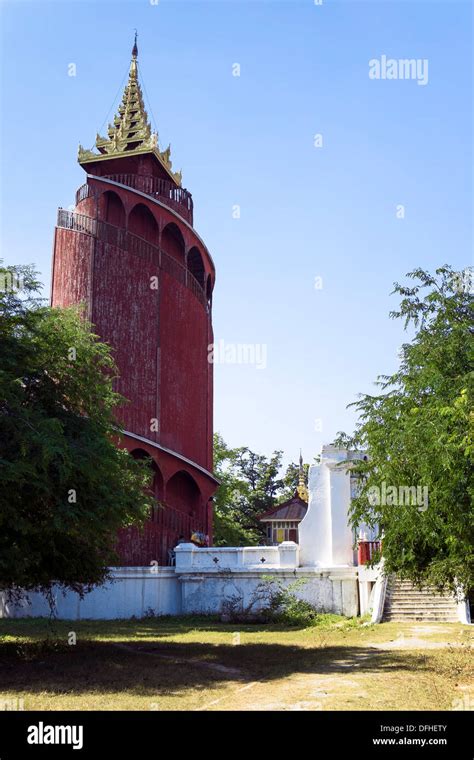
[357,540,382,565]
[51,151,217,566]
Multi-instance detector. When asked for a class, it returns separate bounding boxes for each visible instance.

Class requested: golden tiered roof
[78,34,182,186]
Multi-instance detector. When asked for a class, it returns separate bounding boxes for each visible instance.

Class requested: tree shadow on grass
[0,614,386,639]
[0,616,348,641]
[0,637,433,702]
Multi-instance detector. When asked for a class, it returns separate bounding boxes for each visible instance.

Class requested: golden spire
[130,30,138,80]
[78,33,182,186]
[296,450,308,502]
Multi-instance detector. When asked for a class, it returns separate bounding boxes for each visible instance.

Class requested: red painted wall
[51,228,93,312]
[159,272,210,466]
[51,163,217,564]
[91,242,159,438]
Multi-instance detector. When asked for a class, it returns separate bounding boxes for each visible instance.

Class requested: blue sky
[1,0,472,466]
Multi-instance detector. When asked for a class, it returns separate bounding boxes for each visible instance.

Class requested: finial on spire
[129,31,138,80]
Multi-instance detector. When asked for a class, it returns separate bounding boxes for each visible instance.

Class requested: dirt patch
[410,625,454,635]
[368,623,471,650]
[369,637,462,650]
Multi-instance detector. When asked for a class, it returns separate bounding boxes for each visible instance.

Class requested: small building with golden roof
[259,453,308,544]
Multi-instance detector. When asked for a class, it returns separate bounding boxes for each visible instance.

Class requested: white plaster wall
[358,563,380,617]
[178,568,359,618]
[457,598,471,625]
[0,567,181,620]
[174,543,295,571]
[0,565,359,620]
[370,571,388,624]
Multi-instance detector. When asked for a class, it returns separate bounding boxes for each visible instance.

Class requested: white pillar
[329,459,354,565]
[299,461,332,566]
[298,446,356,568]
[278,541,299,568]
[174,543,195,570]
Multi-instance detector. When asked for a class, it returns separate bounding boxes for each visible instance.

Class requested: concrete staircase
[383,576,459,622]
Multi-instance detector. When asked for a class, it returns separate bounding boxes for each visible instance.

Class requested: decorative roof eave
[78,145,182,186]
[258,495,308,522]
[260,516,305,523]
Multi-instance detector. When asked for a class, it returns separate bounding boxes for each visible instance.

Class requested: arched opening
[100,190,125,228]
[130,447,152,464]
[116,449,168,565]
[130,449,163,519]
[187,246,205,288]
[151,463,164,522]
[166,470,201,515]
[161,222,185,263]
[128,203,159,244]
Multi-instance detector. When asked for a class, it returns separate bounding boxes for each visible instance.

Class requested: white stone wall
[177,567,359,618]
[0,564,359,620]
[174,542,298,571]
[169,543,359,618]
[0,567,181,620]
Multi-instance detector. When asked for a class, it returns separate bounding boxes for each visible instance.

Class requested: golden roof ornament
[296,450,308,502]
[78,33,182,186]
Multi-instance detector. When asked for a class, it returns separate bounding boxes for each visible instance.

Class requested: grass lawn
[0,616,472,711]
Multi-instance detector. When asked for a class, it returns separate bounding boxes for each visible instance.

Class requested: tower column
[52,35,217,565]
[299,461,332,566]
[299,446,354,567]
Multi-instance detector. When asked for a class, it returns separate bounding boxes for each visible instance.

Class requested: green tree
[212,434,310,545]
[337,266,473,594]
[0,265,153,601]
[232,446,284,531]
[212,434,261,546]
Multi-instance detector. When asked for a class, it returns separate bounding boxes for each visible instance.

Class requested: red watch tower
[51,36,217,565]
